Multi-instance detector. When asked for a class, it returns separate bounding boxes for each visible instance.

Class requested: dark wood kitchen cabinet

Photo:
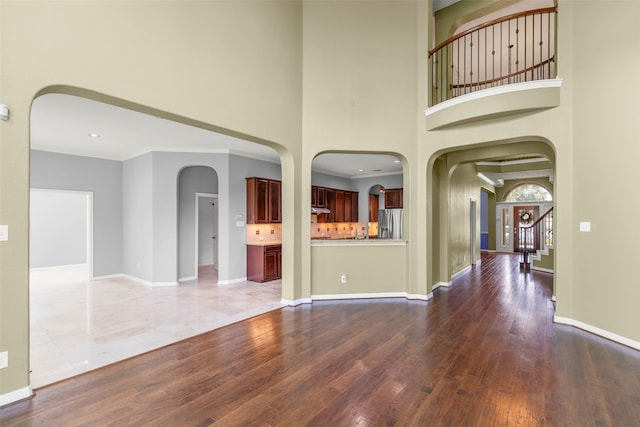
[247,244,282,282]
[313,185,358,223]
[384,188,403,209]
[311,186,327,208]
[246,177,281,224]
[335,190,345,222]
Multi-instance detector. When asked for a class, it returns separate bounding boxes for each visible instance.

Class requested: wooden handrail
[521,206,553,230]
[429,6,557,57]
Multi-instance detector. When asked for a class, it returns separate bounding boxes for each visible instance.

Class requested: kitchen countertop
[311,239,407,246]
[246,241,282,246]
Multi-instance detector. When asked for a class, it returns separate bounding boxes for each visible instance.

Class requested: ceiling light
[393,160,400,163]
[88,133,101,138]
[358,169,364,172]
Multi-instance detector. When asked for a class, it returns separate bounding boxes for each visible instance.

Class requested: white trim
[217,276,247,285]
[29,263,88,272]
[178,276,197,282]
[122,274,177,287]
[432,281,452,290]
[476,157,549,167]
[92,273,125,280]
[531,266,554,274]
[554,316,640,351]
[451,264,472,279]
[407,293,433,301]
[281,298,312,306]
[424,78,564,116]
[311,292,431,301]
[0,386,33,406]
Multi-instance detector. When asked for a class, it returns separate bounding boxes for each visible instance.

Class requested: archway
[177,166,219,282]
[427,139,556,292]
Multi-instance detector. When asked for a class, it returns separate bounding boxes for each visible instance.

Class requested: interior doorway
[29,188,93,277]
[196,193,218,274]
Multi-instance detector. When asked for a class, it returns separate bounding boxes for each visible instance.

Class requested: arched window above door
[503,183,552,202]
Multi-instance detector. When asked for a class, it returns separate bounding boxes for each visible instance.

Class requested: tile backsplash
[246,224,282,244]
[310,222,379,239]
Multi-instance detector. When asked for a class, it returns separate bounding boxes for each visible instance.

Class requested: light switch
[0,225,8,241]
[579,222,591,232]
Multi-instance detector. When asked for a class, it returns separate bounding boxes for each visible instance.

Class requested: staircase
[517,207,553,271]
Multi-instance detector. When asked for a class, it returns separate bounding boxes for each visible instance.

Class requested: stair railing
[518,207,553,270]
[429,6,557,106]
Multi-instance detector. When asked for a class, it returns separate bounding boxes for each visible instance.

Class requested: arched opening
[28,90,284,388]
[427,140,556,292]
[177,166,219,282]
[310,152,409,300]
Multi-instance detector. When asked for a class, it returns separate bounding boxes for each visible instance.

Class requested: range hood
[311,207,331,214]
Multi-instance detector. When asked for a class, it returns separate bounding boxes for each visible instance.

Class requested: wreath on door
[519,210,533,225]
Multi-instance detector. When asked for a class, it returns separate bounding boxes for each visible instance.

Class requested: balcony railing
[429,6,557,106]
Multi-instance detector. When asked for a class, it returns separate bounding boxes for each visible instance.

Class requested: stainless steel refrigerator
[378,208,403,240]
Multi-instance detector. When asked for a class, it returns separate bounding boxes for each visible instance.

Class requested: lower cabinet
[247,244,282,282]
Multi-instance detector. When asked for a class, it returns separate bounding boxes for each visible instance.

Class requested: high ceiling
[30,93,402,179]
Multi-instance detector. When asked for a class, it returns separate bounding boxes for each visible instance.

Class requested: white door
[496,205,513,252]
[196,193,218,273]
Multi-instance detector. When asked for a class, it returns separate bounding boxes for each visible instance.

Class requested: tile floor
[30,265,283,388]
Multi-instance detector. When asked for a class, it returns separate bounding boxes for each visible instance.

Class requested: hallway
[6,253,640,425]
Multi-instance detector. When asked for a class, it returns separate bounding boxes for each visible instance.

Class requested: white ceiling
[31,93,403,179]
[30,94,280,163]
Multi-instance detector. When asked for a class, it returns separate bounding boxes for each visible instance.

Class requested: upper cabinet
[384,188,403,209]
[247,177,281,224]
[312,185,358,223]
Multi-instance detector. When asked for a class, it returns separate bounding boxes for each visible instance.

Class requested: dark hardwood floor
[3,253,640,426]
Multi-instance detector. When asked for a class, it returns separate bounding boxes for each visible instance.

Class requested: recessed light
[88,133,101,138]
[393,160,400,163]
[358,169,364,172]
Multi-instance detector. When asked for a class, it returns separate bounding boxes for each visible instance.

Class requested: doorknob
[212,236,216,239]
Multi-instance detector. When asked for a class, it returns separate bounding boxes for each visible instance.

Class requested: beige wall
[301,0,424,299]
[569,1,640,340]
[0,0,303,397]
[448,163,482,275]
[3,0,640,402]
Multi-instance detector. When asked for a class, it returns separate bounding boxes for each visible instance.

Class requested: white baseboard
[93,273,125,280]
[218,276,247,285]
[30,263,87,272]
[311,292,431,302]
[123,274,177,287]
[281,298,312,306]
[407,293,433,301]
[531,266,554,273]
[432,281,452,290]
[554,316,640,351]
[0,386,33,407]
[178,276,197,282]
[451,264,472,279]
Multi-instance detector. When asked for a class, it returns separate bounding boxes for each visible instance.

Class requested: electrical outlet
[0,351,8,369]
[341,274,347,284]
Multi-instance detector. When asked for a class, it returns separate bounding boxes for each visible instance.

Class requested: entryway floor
[29,265,283,388]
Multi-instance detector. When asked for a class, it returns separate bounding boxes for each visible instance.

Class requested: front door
[513,205,540,252]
